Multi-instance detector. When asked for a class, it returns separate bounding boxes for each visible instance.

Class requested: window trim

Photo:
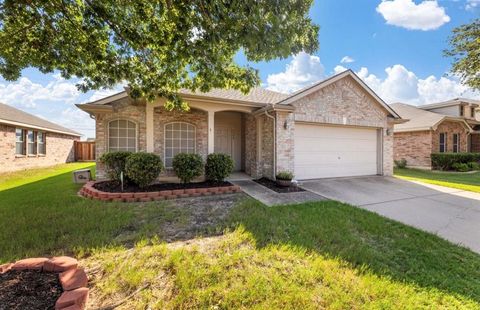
[452,133,459,153]
[27,130,37,156]
[163,121,196,168]
[37,131,46,155]
[15,128,26,156]
[439,132,447,153]
[107,119,138,153]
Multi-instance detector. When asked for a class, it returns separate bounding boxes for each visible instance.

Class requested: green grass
[85,199,480,309]
[3,164,480,308]
[394,168,480,193]
[0,163,183,263]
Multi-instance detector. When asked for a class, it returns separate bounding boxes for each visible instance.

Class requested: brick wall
[244,114,258,178]
[432,121,469,153]
[0,124,77,173]
[275,111,295,175]
[95,103,147,179]
[287,75,393,176]
[393,131,432,168]
[261,114,275,179]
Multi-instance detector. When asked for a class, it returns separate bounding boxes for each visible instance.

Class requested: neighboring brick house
[77,70,402,180]
[0,103,81,173]
[391,99,480,169]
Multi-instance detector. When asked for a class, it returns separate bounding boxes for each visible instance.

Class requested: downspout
[264,105,276,179]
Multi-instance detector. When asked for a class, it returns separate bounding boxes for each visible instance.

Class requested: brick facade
[394,120,470,169]
[432,121,469,153]
[0,123,77,173]
[286,75,394,176]
[394,131,432,168]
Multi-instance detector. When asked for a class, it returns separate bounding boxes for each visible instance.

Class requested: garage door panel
[294,124,379,179]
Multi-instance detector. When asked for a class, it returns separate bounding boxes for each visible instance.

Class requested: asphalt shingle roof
[0,102,81,136]
[390,103,445,132]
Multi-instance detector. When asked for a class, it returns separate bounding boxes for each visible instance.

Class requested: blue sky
[0,0,479,138]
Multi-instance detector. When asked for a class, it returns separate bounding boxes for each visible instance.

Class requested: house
[391,98,480,169]
[0,103,81,173]
[76,70,402,180]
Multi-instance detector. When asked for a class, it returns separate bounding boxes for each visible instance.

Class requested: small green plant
[205,153,234,183]
[276,171,294,180]
[452,162,470,172]
[125,152,163,188]
[172,153,204,184]
[394,158,407,169]
[468,162,480,171]
[99,151,132,182]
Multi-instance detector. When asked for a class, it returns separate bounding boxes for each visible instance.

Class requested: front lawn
[2,164,480,308]
[394,167,480,193]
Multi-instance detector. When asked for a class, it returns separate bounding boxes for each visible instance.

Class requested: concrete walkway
[301,176,480,254]
[231,180,326,206]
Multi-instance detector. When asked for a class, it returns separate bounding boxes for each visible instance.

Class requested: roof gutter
[0,119,81,137]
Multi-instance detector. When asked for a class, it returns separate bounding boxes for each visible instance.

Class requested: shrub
[125,152,163,188]
[394,158,407,169]
[172,153,204,184]
[468,162,480,171]
[452,162,470,172]
[205,153,234,183]
[276,171,294,180]
[99,151,132,182]
[431,153,480,170]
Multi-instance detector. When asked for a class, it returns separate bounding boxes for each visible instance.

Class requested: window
[15,128,25,155]
[439,133,447,153]
[460,106,464,116]
[37,132,46,155]
[164,122,195,167]
[471,107,475,118]
[27,130,36,155]
[453,133,459,153]
[108,120,137,152]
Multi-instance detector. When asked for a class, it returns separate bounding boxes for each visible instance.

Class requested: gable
[291,75,390,128]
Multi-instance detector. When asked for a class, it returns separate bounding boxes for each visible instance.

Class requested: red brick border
[0,256,88,310]
[78,181,242,202]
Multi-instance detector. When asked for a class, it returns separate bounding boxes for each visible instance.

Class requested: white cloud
[466,0,480,10]
[0,76,80,108]
[352,64,480,104]
[86,87,123,103]
[376,0,450,30]
[266,52,325,93]
[340,56,355,64]
[334,65,348,75]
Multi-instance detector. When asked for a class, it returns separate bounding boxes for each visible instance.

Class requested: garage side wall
[289,76,393,176]
[275,111,295,176]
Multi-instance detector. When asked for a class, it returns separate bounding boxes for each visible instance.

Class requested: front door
[215,125,241,171]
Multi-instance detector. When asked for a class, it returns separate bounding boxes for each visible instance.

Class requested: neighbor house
[76,70,402,181]
[391,98,480,169]
[0,103,81,173]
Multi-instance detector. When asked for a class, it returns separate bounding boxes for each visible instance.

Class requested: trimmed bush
[452,163,470,172]
[99,151,132,182]
[431,153,480,170]
[468,162,480,171]
[205,153,234,182]
[125,152,163,188]
[394,158,407,169]
[172,153,204,184]
[276,171,294,180]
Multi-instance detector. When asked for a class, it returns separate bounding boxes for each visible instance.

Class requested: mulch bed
[254,178,305,193]
[0,270,62,310]
[94,180,232,193]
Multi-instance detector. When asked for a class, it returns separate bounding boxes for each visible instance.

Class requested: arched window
[108,120,137,152]
[164,122,196,167]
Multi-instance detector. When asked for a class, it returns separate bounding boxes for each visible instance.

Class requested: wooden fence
[74,141,95,161]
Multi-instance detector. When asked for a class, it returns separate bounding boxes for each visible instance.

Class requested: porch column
[146,103,155,152]
[208,110,215,154]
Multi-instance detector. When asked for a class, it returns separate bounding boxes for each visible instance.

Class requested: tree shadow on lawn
[225,199,480,303]
[0,167,244,264]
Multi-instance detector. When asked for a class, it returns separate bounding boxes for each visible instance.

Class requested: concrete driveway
[301,176,480,254]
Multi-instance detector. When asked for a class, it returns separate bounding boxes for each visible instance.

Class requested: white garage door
[294,123,380,179]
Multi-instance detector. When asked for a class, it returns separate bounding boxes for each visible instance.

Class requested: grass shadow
[225,198,480,302]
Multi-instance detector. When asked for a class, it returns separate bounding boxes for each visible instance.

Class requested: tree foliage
[0,0,319,109]
[444,18,480,91]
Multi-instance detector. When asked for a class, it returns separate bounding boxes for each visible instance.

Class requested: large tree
[0,0,319,109]
[445,18,480,92]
